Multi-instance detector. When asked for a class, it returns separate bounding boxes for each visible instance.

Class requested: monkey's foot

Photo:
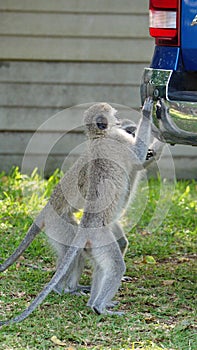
[77,284,91,294]
[87,302,124,315]
[59,284,91,295]
[93,306,124,316]
[106,300,119,307]
[65,284,91,296]
[53,283,90,295]
[121,275,133,282]
[53,285,64,295]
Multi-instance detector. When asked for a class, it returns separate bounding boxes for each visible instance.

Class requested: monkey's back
[81,140,131,229]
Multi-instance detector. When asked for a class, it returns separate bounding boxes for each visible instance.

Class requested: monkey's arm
[133,97,153,163]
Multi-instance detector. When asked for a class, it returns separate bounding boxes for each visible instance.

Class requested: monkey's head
[84,103,120,139]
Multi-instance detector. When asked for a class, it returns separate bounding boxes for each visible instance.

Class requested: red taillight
[150,0,178,9]
[149,0,180,46]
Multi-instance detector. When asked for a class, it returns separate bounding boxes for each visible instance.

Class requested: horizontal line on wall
[0,153,82,157]
[0,34,151,40]
[0,105,141,111]
[0,10,148,16]
[0,129,83,134]
[0,105,140,110]
[0,59,150,65]
[3,153,194,160]
[0,81,139,87]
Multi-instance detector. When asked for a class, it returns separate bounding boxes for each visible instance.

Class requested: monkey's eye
[96,115,108,130]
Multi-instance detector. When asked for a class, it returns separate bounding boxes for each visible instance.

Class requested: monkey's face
[84,103,120,138]
[95,115,108,130]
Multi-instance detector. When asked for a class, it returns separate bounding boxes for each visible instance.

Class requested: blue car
[141,0,197,145]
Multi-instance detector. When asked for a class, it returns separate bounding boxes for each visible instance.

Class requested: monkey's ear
[96,115,108,130]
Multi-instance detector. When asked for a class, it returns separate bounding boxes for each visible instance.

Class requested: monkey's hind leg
[51,240,90,295]
[87,236,126,315]
[112,222,128,257]
[64,252,91,295]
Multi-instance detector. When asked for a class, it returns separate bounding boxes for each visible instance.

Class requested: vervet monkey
[0,129,130,294]
[0,102,163,296]
[59,120,163,295]
[0,98,154,325]
[0,118,162,295]
[0,110,131,295]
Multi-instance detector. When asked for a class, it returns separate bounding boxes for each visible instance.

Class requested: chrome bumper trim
[141,68,197,146]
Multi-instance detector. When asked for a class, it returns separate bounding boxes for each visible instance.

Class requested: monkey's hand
[142,97,153,119]
[156,98,169,120]
[146,148,156,160]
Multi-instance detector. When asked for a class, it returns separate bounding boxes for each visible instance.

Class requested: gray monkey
[0,119,162,295]
[0,102,163,295]
[54,119,163,295]
[0,98,154,325]
[0,116,139,292]
[0,125,130,295]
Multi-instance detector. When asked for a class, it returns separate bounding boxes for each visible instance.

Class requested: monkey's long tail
[0,245,80,326]
[0,219,43,272]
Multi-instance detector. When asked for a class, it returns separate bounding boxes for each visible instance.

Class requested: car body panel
[181,0,197,71]
[151,47,181,70]
[141,0,197,146]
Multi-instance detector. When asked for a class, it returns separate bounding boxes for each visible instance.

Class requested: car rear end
[141,0,197,146]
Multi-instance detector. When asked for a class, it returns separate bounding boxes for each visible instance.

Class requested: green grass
[0,167,196,350]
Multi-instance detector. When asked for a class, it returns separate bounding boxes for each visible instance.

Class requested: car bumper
[141,68,197,146]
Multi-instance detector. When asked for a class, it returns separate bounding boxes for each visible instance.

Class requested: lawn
[0,168,196,350]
